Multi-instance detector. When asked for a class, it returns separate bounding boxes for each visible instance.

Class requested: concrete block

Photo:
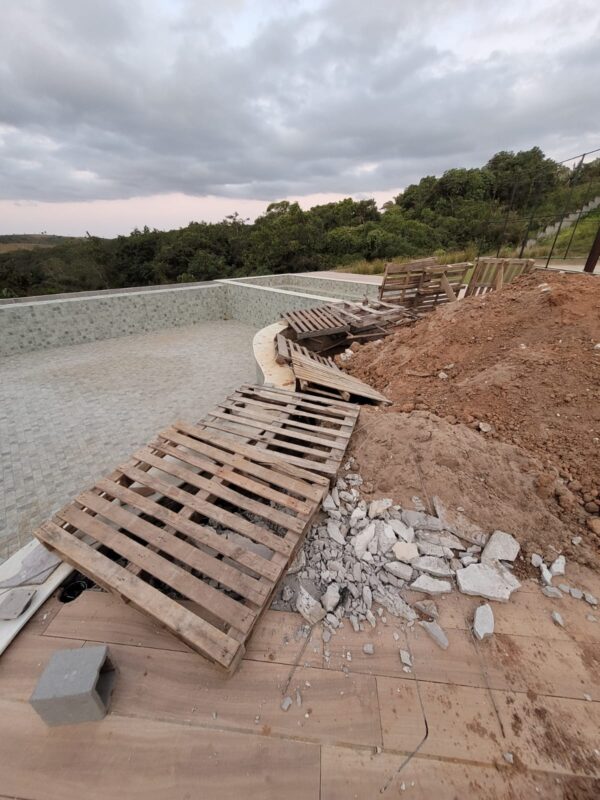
[30,645,117,726]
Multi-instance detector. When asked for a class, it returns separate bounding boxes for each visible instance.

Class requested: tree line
[1,146,598,297]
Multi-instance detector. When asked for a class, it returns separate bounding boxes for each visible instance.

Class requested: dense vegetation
[1,147,599,297]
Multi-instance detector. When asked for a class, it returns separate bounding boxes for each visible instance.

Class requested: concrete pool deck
[0,320,257,562]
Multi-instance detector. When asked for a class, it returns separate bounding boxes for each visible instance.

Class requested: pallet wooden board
[282,305,350,340]
[195,384,359,478]
[33,385,363,673]
[379,259,472,312]
[276,334,339,369]
[291,352,390,405]
[378,257,438,302]
[465,257,535,297]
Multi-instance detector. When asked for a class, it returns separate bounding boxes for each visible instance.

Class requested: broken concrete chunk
[0,543,62,589]
[280,696,293,712]
[362,585,373,609]
[399,649,412,668]
[550,555,566,576]
[402,510,441,531]
[384,561,413,582]
[473,603,494,640]
[296,584,326,625]
[416,540,446,558]
[323,494,337,512]
[551,610,565,628]
[0,588,36,620]
[353,524,376,560]
[411,555,454,578]
[540,564,553,586]
[372,588,417,621]
[456,563,520,602]
[368,498,393,518]
[585,593,598,606]
[362,643,375,655]
[413,599,438,619]
[481,531,520,564]
[542,586,562,599]
[410,574,452,595]
[392,541,419,563]
[418,620,449,649]
[321,583,341,612]
[432,496,487,546]
[531,553,543,568]
[326,521,346,546]
[350,507,366,526]
[503,752,514,765]
[287,549,306,575]
[378,525,397,554]
[570,587,583,600]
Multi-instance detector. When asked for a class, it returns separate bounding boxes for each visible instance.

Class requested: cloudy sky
[1,0,599,236]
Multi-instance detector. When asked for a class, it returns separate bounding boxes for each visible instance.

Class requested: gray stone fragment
[540,564,553,586]
[378,525,397,554]
[389,519,415,542]
[481,531,520,563]
[323,493,337,512]
[280,696,293,712]
[571,536,582,546]
[585,593,598,606]
[416,540,446,558]
[413,600,438,619]
[296,583,326,624]
[392,541,419,563]
[384,561,413,582]
[503,752,514,765]
[372,588,417,621]
[432,496,487,546]
[570,587,583,600]
[350,507,366,526]
[353,524,376,560]
[0,588,36,620]
[531,553,543,568]
[402,510,441,531]
[368,498,393,518]
[287,549,306,574]
[473,604,494,640]
[411,555,454,578]
[321,583,341,612]
[326,521,345,545]
[29,645,117,726]
[410,574,452,595]
[362,585,373,609]
[542,586,563,599]
[418,620,449,649]
[558,583,571,594]
[456,563,520,602]
[550,555,566,576]
[0,543,62,589]
[362,643,374,655]
[551,611,565,628]
[399,649,412,668]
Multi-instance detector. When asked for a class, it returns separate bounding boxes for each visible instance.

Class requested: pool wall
[0,273,378,356]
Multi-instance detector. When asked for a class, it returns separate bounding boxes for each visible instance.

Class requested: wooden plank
[35,521,243,669]
[118,462,293,556]
[93,478,280,581]
[55,505,256,634]
[74,491,270,604]
[291,352,390,404]
[239,383,360,415]
[222,394,353,428]
[134,447,307,535]
[218,400,348,440]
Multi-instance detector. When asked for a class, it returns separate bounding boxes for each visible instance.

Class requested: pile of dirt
[346,409,595,569]
[342,272,600,567]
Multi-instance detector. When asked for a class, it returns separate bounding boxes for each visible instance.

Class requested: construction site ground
[1,574,599,800]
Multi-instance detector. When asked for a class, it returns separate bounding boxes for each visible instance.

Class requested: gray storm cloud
[0,0,599,203]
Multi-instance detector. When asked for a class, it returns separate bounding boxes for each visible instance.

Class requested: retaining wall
[0,273,372,356]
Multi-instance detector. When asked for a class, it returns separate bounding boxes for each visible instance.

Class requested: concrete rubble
[274,460,533,650]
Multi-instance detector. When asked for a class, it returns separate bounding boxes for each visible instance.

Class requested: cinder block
[30,645,117,726]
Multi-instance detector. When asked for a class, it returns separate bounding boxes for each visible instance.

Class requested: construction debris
[0,588,36,621]
[419,620,449,650]
[473,603,495,640]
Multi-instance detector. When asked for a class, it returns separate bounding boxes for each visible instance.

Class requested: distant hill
[0,234,83,254]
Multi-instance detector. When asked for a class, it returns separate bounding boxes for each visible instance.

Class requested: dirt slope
[343,272,600,565]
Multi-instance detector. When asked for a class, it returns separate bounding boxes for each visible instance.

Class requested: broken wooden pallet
[378,257,438,303]
[275,333,339,369]
[281,304,350,340]
[34,403,344,673]
[291,351,390,405]
[195,384,359,478]
[465,257,536,297]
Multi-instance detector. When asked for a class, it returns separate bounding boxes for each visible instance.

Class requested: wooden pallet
[378,257,438,302]
[275,333,339,369]
[34,416,335,673]
[333,299,413,332]
[282,304,350,340]
[291,352,390,405]
[465,257,536,297]
[196,384,359,478]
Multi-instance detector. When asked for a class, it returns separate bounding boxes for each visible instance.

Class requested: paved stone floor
[0,321,257,562]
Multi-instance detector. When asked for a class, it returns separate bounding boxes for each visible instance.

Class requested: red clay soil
[343,272,600,566]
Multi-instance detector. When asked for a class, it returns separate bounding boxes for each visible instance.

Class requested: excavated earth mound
[343,272,600,569]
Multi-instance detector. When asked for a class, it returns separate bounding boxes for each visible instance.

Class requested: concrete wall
[0,273,370,356]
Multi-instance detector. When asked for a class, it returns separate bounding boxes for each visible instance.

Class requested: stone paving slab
[0,321,257,563]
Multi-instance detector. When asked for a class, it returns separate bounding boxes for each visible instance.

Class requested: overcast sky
[1,0,599,236]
